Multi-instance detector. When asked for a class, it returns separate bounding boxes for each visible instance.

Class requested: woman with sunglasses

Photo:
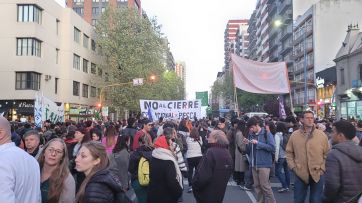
[37,138,76,203]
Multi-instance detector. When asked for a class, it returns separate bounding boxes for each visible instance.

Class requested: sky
[142,0,257,99]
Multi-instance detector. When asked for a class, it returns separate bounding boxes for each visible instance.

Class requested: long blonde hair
[75,141,109,203]
[37,138,70,203]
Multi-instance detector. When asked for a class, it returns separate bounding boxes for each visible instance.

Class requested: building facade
[0,0,104,121]
[291,0,362,112]
[66,0,141,26]
[235,22,249,58]
[224,19,248,70]
[334,26,362,120]
[175,61,186,98]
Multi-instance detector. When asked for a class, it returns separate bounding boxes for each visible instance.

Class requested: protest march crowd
[0,110,362,203]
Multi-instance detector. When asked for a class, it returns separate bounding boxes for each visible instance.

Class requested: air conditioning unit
[45,75,51,81]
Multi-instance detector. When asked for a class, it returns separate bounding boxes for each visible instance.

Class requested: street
[182,180,294,203]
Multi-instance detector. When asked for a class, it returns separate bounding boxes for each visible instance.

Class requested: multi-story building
[66,0,141,26]
[246,0,271,62]
[0,0,103,121]
[224,19,248,70]
[247,11,258,60]
[235,21,249,58]
[175,62,186,98]
[334,25,362,119]
[291,0,362,112]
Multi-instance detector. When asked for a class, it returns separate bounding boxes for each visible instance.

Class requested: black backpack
[281,133,290,151]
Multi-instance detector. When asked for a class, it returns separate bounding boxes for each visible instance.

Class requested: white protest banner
[140,99,202,120]
[35,94,64,127]
[42,96,64,124]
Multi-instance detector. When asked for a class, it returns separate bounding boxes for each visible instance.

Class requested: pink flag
[231,54,290,94]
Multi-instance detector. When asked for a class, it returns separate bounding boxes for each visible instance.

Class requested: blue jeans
[275,158,290,188]
[294,175,324,203]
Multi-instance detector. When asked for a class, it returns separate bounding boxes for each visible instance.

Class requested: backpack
[263,130,275,162]
[281,133,291,151]
[138,156,150,186]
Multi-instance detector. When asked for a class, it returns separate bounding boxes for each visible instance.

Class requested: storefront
[0,100,35,122]
[66,103,98,121]
[315,66,337,119]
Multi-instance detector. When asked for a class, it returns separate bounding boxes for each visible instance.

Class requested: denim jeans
[275,158,290,188]
[294,175,324,203]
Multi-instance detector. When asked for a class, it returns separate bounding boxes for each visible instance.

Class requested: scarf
[152,147,183,189]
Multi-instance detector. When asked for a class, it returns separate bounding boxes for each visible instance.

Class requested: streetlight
[98,75,157,109]
[274,19,309,110]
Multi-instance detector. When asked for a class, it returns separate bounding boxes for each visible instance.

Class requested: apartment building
[66,0,141,26]
[0,0,103,121]
[235,21,249,58]
[291,0,362,112]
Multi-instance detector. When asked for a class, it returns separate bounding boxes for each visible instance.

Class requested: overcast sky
[142,0,257,99]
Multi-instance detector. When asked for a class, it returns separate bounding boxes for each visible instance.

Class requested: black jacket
[147,157,183,203]
[322,141,362,203]
[82,169,130,203]
[192,143,233,203]
[128,145,153,182]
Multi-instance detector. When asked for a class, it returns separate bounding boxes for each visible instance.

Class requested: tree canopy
[95,7,184,111]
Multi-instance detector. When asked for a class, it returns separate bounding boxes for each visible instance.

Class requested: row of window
[17,4,42,24]
[15,72,98,98]
[74,27,97,51]
[73,81,97,98]
[73,7,106,16]
[73,54,102,76]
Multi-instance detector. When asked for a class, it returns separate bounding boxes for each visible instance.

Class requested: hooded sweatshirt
[322,141,362,203]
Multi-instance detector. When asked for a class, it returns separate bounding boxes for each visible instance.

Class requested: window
[82,84,89,98]
[90,86,97,97]
[101,7,105,13]
[105,72,109,82]
[56,19,60,35]
[16,38,41,57]
[92,7,99,15]
[73,54,80,70]
[15,72,41,90]
[55,78,58,94]
[83,59,88,73]
[73,7,84,16]
[74,27,80,43]
[93,0,100,2]
[98,68,103,77]
[340,68,345,85]
[83,34,89,48]
[92,19,97,27]
[91,63,97,74]
[17,4,42,24]
[73,81,80,96]
[91,39,96,51]
[56,48,59,64]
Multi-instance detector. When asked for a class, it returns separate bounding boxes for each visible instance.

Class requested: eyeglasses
[46,148,63,156]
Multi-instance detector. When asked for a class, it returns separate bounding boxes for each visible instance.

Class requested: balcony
[268,3,277,17]
[279,0,292,15]
[269,39,279,52]
[280,42,293,56]
[269,51,279,62]
[280,26,292,41]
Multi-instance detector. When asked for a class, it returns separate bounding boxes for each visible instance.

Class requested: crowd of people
[0,111,361,203]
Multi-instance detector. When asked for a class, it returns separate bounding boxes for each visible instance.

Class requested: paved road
[182,181,294,203]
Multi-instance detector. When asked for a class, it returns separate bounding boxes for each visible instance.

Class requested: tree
[95,7,184,111]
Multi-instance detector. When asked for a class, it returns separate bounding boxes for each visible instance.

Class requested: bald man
[0,117,41,203]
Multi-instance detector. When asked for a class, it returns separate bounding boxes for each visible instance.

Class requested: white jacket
[186,137,203,159]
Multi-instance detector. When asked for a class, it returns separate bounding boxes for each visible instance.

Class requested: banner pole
[289,91,295,117]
